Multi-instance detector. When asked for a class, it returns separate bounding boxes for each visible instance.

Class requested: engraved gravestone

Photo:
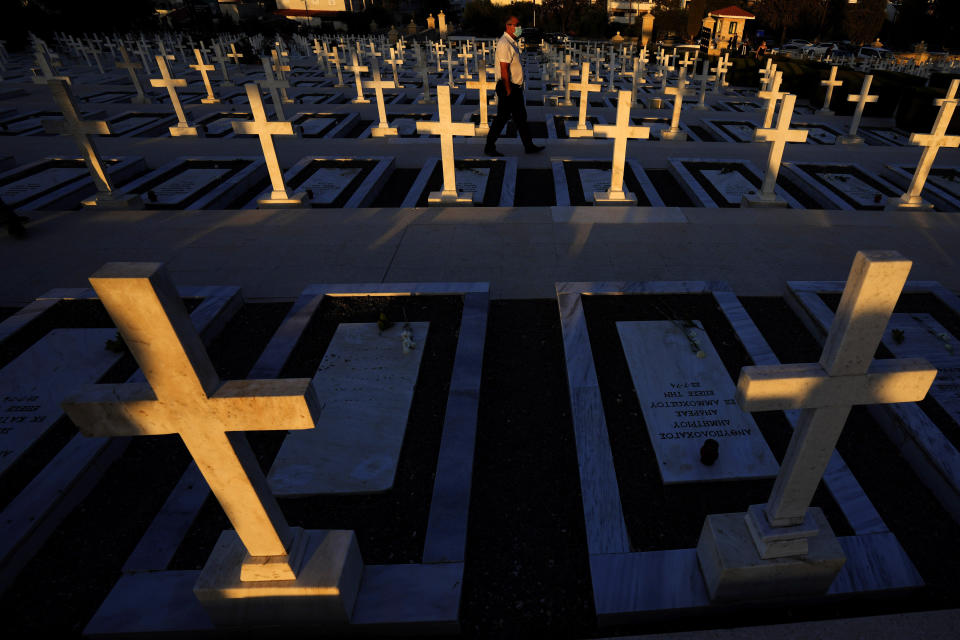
[884,314,960,422]
[617,320,779,483]
[268,322,429,495]
[0,329,121,476]
[453,166,489,201]
[150,168,229,205]
[701,169,757,204]
[1,166,89,203]
[299,167,363,204]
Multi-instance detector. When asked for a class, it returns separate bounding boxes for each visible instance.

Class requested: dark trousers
[486,80,534,149]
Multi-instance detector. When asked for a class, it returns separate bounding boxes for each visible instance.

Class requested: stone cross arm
[736,358,936,411]
[43,118,110,136]
[64,378,318,438]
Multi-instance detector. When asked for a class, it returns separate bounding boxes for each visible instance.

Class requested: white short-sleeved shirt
[495,32,523,85]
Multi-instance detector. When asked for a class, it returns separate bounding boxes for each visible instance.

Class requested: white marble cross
[233,83,305,206]
[327,45,346,87]
[386,46,404,88]
[346,51,370,103]
[569,62,601,137]
[365,57,398,137]
[150,55,198,136]
[694,59,711,110]
[560,55,576,106]
[818,65,842,115]
[759,62,777,92]
[416,46,433,104]
[888,79,960,210]
[271,49,294,104]
[662,67,691,141]
[443,48,457,88]
[312,38,326,69]
[259,56,291,121]
[715,53,731,92]
[590,89,650,204]
[734,250,935,556]
[211,42,234,87]
[42,80,140,208]
[606,48,617,93]
[62,262,321,580]
[416,84,477,205]
[457,46,474,81]
[841,74,878,144]
[758,56,773,86]
[227,42,244,66]
[116,45,151,104]
[189,48,219,104]
[33,47,69,85]
[757,70,786,130]
[466,65,495,135]
[747,93,808,206]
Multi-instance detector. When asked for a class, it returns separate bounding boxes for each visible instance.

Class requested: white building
[608,0,657,26]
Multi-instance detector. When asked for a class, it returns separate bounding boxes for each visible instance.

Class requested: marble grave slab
[617,320,779,484]
[884,314,960,423]
[115,157,265,209]
[0,156,145,210]
[783,162,899,210]
[267,322,429,496]
[669,158,803,208]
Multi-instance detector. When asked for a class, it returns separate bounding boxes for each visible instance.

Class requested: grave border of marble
[0,109,104,136]
[634,116,700,142]
[545,114,609,140]
[86,281,489,635]
[402,156,517,207]
[699,118,760,144]
[246,155,394,209]
[106,110,179,137]
[786,279,960,526]
[115,155,267,210]
[884,164,960,212]
[552,158,665,207]
[555,280,918,624]
[783,161,902,211]
[0,284,242,595]
[668,157,804,209]
[0,155,146,210]
[292,111,359,138]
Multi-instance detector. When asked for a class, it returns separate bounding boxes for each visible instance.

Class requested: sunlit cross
[591,89,650,204]
[569,62,601,137]
[150,55,198,136]
[842,74,879,143]
[190,48,219,104]
[749,93,808,204]
[416,84,477,204]
[346,51,370,103]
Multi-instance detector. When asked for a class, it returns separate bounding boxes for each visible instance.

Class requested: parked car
[808,42,840,56]
[857,46,893,60]
[777,43,807,56]
[521,28,543,51]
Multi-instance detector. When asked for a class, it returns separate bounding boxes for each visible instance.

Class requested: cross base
[593,190,638,206]
[884,194,935,211]
[744,504,819,558]
[195,529,364,627]
[132,95,153,105]
[258,191,308,209]
[838,134,864,145]
[370,125,399,137]
[816,108,834,116]
[741,192,789,208]
[648,98,665,109]
[428,190,475,206]
[169,124,200,137]
[417,96,435,104]
[201,97,220,105]
[660,129,687,141]
[696,508,845,603]
[81,191,144,210]
[351,97,371,104]
[476,124,490,136]
[693,103,710,111]
[567,126,594,139]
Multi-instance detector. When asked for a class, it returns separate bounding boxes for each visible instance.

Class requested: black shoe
[524,144,546,154]
[484,146,504,157]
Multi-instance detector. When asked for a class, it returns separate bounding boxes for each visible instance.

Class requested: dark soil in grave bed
[371,168,422,207]
[343,118,374,138]
[644,168,695,207]
[168,295,463,569]
[688,125,718,141]
[819,292,960,456]
[563,161,655,207]
[581,294,853,551]
[0,306,19,322]
[741,297,960,612]
[0,302,291,634]
[514,169,557,206]
[460,300,595,638]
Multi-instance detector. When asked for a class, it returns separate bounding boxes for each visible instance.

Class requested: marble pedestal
[660,129,687,141]
[696,508,845,602]
[82,192,144,209]
[194,528,363,627]
[170,124,200,137]
[593,190,638,206]
[201,97,220,105]
[258,191,308,209]
[884,195,935,211]
[428,190,474,206]
[741,192,788,208]
[370,125,398,137]
[838,134,864,145]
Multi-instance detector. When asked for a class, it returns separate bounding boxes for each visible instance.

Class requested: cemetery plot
[246,157,394,208]
[114,157,266,210]
[0,156,146,211]
[701,119,758,143]
[861,126,911,146]
[557,281,924,623]
[297,93,348,105]
[716,100,760,112]
[793,121,846,145]
[0,286,240,594]
[0,110,99,136]
[79,283,487,634]
[885,164,960,211]
[669,158,805,208]
[80,91,138,104]
[403,158,517,207]
[553,159,664,207]
[466,114,549,139]
[387,94,416,105]
[360,112,434,138]
[632,116,699,141]
[786,281,960,524]
[105,111,177,137]
[548,114,607,139]
[784,162,901,210]
[291,111,358,137]
[194,111,252,138]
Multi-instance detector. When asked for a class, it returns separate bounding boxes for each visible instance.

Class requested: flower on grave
[401,322,416,353]
[377,312,394,334]
[891,328,906,344]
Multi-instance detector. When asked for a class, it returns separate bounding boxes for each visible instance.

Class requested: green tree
[753,0,803,45]
[686,0,706,41]
[843,0,887,45]
[653,0,688,42]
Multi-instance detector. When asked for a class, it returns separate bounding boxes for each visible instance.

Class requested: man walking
[484,15,545,156]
